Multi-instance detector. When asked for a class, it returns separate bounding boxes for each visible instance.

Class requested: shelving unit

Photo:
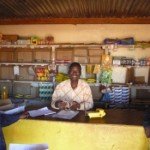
[0,45,52,99]
[0,43,150,102]
[0,43,104,100]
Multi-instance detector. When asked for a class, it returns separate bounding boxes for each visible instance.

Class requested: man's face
[69,66,81,81]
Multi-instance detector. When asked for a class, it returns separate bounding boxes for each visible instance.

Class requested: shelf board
[0,62,50,66]
[0,79,53,83]
[0,79,12,82]
[0,43,102,48]
[13,80,52,83]
[0,43,138,49]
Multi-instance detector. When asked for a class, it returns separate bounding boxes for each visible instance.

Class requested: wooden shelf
[0,43,102,48]
[0,79,12,82]
[0,43,138,49]
[0,79,53,84]
[0,62,50,66]
[13,80,53,84]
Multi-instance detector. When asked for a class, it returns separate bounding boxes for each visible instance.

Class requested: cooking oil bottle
[1,86,8,99]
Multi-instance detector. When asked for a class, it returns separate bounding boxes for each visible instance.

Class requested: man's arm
[79,85,94,110]
[0,113,28,127]
[0,114,20,127]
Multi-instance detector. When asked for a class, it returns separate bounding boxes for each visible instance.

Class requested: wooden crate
[19,67,35,81]
[56,48,73,61]
[33,48,51,62]
[0,48,14,62]
[0,66,14,79]
[13,82,31,95]
[74,56,88,64]
[16,48,33,62]
[88,48,104,56]
[89,56,101,64]
[74,48,88,56]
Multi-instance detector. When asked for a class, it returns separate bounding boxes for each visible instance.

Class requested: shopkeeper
[51,62,93,110]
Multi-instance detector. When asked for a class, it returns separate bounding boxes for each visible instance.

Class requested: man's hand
[70,101,80,110]
[19,112,29,119]
[57,101,68,110]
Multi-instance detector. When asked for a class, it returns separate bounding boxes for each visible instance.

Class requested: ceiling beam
[0,17,150,25]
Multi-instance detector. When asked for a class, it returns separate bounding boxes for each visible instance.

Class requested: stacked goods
[36,67,50,81]
[109,86,130,104]
[86,78,96,83]
[86,64,97,83]
[55,73,69,83]
[103,37,134,45]
[2,34,18,43]
[39,83,53,100]
[31,36,54,45]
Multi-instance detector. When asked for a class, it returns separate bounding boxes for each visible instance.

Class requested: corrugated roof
[0,0,150,24]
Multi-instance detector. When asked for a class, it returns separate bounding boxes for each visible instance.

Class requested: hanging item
[101,54,112,67]
[86,64,93,74]
[93,64,101,74]
[99,68,112,84]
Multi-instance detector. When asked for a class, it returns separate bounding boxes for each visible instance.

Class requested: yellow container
[1,86,8,99]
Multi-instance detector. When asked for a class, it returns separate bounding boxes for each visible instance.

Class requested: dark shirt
[143,109,150,127]
[0,113,20,150]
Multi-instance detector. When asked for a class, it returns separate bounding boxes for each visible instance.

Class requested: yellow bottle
[1,86,8,100]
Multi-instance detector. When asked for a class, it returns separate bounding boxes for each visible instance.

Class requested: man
[0,113,27,150]
[51,62,93,110]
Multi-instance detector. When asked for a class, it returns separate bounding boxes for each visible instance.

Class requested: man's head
[68,62,81,81]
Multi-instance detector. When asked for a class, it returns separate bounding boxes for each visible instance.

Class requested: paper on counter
[52,110,79,120]
[0,103,15,111]
[1,105,25,115]
[9,143,49,150]
[28,107,56,117]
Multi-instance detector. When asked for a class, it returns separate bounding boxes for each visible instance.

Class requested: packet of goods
[86,64,93,74]
[93,64,101,74]
[87,109,106,118]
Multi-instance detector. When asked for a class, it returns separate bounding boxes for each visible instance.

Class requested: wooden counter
[3,108,149,150]
[42,109,144,125]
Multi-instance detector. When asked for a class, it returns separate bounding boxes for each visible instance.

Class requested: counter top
[26,106,145,126]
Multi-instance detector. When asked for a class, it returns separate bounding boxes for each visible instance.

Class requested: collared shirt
[51,79,93,110]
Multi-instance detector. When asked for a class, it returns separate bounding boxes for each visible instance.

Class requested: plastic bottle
[1,86,8,100]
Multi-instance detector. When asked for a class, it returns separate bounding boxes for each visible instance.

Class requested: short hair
[68,62,81,73]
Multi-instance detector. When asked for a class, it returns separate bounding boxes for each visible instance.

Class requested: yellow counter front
[3,109,149,150]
